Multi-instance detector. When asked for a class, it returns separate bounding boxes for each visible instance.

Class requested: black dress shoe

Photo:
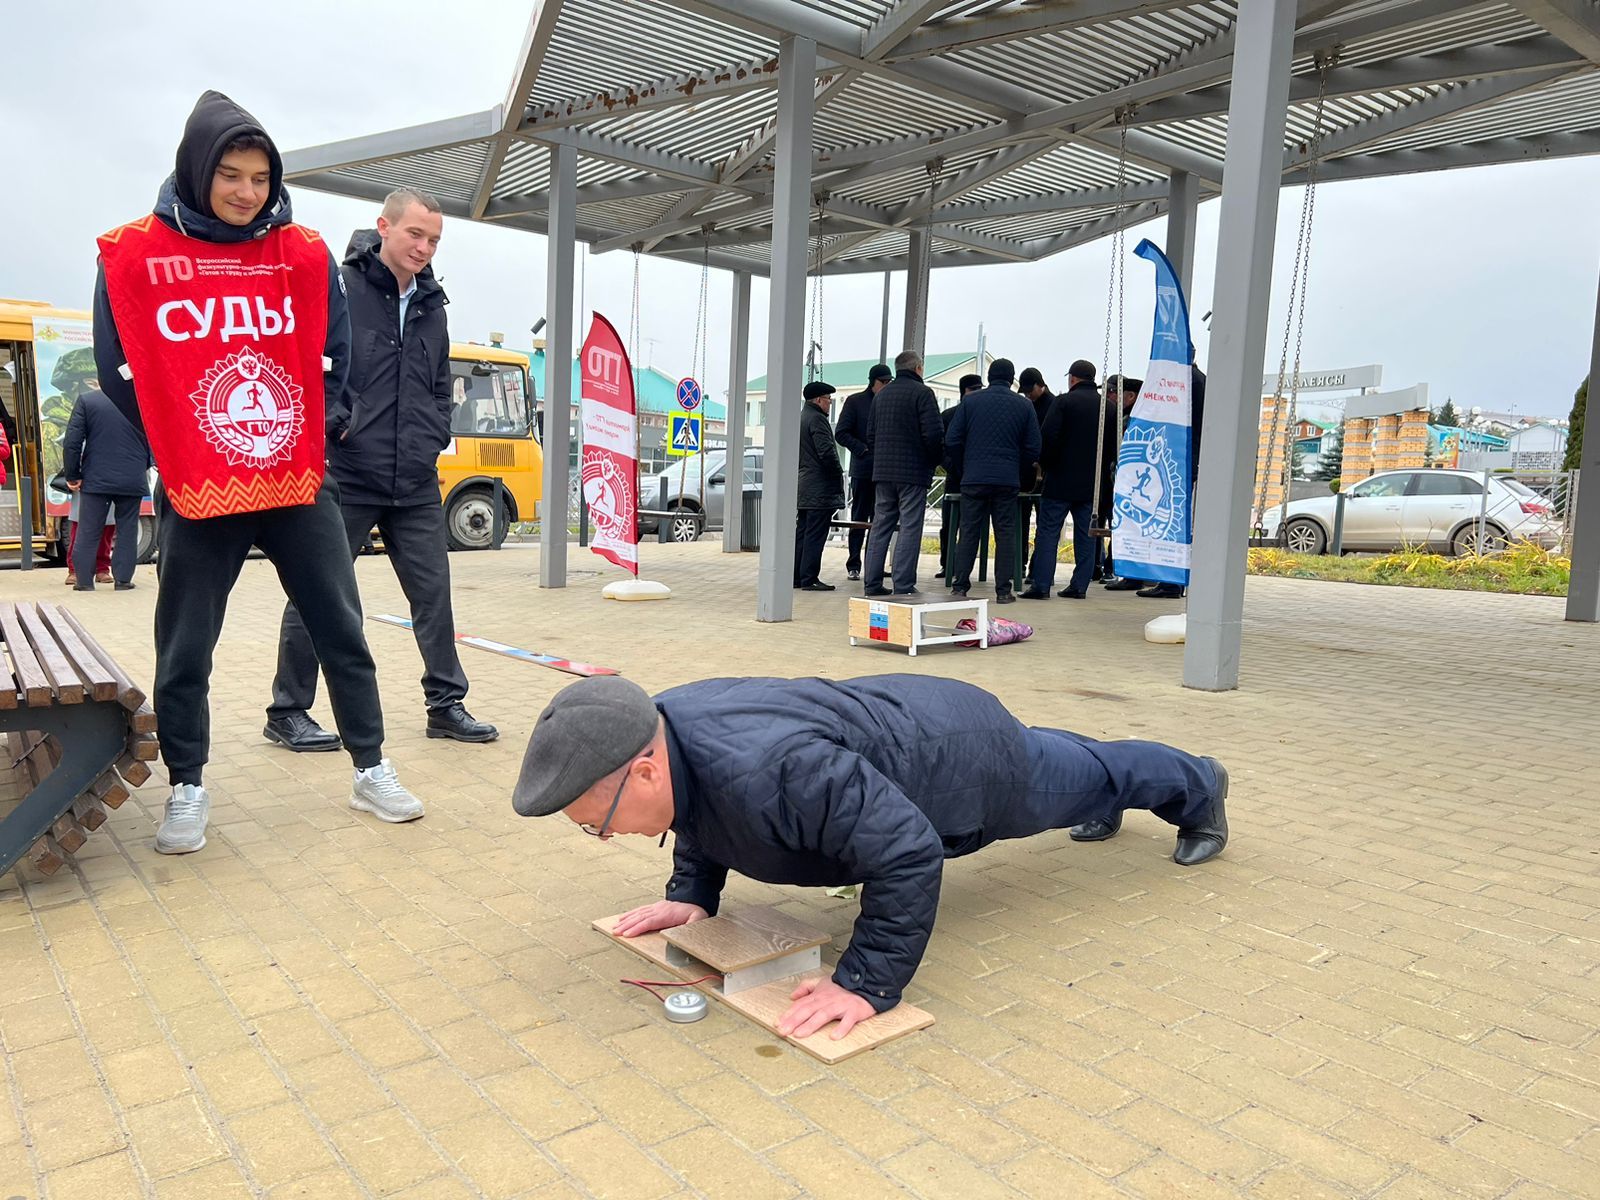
[949,588,969,600]
[801,580,836,591]
[933,568,945,579]
[1057,587,1086,599]
[995,592,1016,604]
[114,581,137,591]
[1104,577,1144,591]
[1138,583,1186,599]
[263,712,343,752]
[863,586,892,597]
[1070,813,1122,842]
[847,569,861,581]
[1174,758,1229,866]
[427,702,499,743]
[1019,589,1049,600]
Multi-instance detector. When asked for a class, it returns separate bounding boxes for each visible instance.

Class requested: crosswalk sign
[667,409,701,457]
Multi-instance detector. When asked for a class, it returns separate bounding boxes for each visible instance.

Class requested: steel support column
[1184,0,1297,690]
[757,36,816,621]
[1166,169,1200,295]
[879,271,891,366]
[902,231,931,359]
[724,271,753,554]
[539,140,577,588]
[1565,265,1600,621]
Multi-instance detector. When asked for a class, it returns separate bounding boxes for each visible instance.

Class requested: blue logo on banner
[1114,427,1188,542]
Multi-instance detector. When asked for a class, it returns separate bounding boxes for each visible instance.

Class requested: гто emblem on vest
[191,347,304,467]
[1113,426,1187,540]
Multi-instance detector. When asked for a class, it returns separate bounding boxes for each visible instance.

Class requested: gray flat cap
[512,675,659,817]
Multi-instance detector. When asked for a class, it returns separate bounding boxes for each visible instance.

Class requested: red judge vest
[97,215,330,519]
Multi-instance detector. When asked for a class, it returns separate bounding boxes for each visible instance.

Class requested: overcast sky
[5,0,1597,422]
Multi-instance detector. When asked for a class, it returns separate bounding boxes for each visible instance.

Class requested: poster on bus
[31,316,97,493]
[579,313,639,575]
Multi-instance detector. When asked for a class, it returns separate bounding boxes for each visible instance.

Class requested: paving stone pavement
[2,539,1597,1200]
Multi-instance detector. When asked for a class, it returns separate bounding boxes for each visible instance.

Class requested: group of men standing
[93,91,495,855]
[794,352,1202,601]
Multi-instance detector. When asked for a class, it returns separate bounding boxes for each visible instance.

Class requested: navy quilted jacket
[865,370,943,486]
[657,675,1031,1012]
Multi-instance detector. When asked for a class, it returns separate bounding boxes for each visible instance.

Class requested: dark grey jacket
[866,370,943,487]
[63,391,151,496]
[657,675,1034,1012]
[944,383,1040,490]
[326,230,452,506]
[1040,381,1118,507]
[833,387,875,480]
[797,401,846,510]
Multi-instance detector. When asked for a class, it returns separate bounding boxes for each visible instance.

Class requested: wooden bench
[0,602,157,879]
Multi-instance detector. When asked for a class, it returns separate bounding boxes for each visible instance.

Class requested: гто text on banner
[579,313,639,576]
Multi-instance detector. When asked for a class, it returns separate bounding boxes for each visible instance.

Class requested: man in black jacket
[94,91,425,853]
[944,359,1040,603]
[62,389,150,591]
[1026,360,1117,599]
[832,363,890,580]
[936,374,982,578]
[512,673,1228,1039]
[862,351,943,596]
[794,380,845,591]
[266,190,497,752]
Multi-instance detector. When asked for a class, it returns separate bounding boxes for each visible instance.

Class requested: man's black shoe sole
[427,726,500,743]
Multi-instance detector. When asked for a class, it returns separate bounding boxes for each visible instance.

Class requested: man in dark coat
[266,189,498,753]
[832,363,890,580]
[936,374,982,578]
[794,380,845,591]
[862,350,943,596]
[1027,360,1117,599]
[62,388,151,591]
[512,673,1229,1039]
[944,359,1040,603]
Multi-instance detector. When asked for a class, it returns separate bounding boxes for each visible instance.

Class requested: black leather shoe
[1104,577,1144,591]
[863,586,892,597]
[933,568,945,579]
[1019,589,1049,600]
[949,588,969,599]
[847,569,861,581]
[1070,813,1122,841]
[1174,758,1228,865]
[264,712,343,753]
[427,703,499,743]
[114,581,137,591]
[995,592,1016,604]
[1058,587,1086,599]
[1138,583,1186,599]
[801,581,836,591]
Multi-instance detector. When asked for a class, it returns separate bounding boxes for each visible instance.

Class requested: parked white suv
[1260,470,1560,556]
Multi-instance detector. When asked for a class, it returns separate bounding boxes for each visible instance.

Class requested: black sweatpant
[154,479,384,785]
[844,478,874,573]
[950,484,1020,595]
[793,507,832,586]
[271,498,468,718]
[74,492,140,586]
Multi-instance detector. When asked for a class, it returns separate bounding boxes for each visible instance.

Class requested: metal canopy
[284,0,1600,275]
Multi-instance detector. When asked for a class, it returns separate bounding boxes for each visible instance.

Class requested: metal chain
[1258,54,1333,535]
[807,197,826,382]
[1094,109,1132,529]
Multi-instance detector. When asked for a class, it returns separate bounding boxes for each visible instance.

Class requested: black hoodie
[92,92,351,444]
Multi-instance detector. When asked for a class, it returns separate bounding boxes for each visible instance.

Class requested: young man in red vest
[94,91,427,854]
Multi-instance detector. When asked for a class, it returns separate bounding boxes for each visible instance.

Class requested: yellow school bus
[440,343,543,549]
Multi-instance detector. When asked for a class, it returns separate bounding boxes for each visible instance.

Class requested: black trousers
[155,479,384,785]
[73,492,140,586]
[845,478,874,572]
[271,498,468,718]
[938,494,956,572]
[950,484,1020,595]
[793,507,832,585]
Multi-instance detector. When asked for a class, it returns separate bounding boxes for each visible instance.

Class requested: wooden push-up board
[593,907,934,1064]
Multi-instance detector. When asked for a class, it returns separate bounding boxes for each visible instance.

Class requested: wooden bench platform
[0,602,157,879]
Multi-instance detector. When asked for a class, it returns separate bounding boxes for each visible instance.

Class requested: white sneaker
[350,759,425,823]
[155,784,210,854]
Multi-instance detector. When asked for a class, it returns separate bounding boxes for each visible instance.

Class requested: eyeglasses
[580,749,652,839]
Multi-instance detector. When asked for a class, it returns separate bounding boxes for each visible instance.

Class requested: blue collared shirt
[396,275,418,337]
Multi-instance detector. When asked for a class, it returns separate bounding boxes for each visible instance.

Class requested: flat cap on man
[512,675,659,817]
[1068,359,1097,383]
[802,380,836,400]
[868,363,892,383]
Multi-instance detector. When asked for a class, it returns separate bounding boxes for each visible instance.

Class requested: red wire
[621,974,721,1002]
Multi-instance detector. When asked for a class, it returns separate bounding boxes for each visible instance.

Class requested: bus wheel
[445,488,508,551]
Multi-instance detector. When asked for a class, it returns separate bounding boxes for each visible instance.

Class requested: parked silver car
[1260,469,1560,556]
[638,448,765,541]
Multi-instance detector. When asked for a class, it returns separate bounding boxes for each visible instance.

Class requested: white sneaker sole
[349,795,424,824]
[154,832,206,855]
